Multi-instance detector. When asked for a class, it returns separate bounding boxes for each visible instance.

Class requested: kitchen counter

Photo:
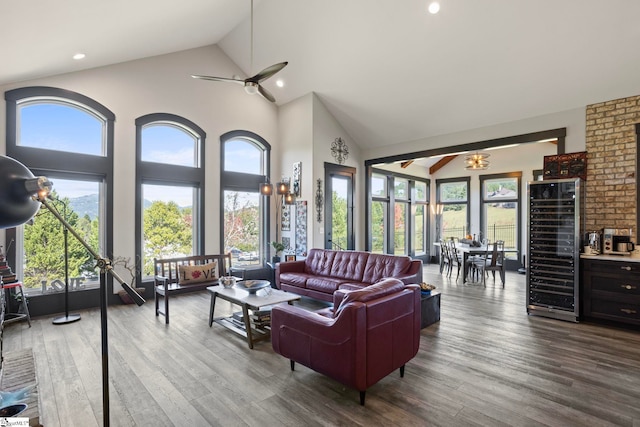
[580,253,640,262]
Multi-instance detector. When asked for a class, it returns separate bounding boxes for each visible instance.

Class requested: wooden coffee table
[207,285,300,349]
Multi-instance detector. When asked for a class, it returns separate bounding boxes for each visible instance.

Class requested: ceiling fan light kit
[191,0,287,103]
[244,82,259,95]
[465,152,490,170]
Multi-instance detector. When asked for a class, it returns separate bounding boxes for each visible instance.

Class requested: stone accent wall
[585,95,640,234]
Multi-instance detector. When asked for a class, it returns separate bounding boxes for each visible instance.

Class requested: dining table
[454,244,491,283]
[435,241,489,283]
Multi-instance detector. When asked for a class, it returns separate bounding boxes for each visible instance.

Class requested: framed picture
[285,255,296,262]
[292,162,301,197]
[543,151,587,181]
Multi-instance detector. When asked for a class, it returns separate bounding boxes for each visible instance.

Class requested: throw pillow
[178,261,219,285]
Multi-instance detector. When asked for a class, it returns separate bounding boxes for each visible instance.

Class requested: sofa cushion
[334,278,405,317]
[306,276,344,294]
[362,253,412,284]
[304,249,337,276]
[279,272,312,288]
[329,251,369,281]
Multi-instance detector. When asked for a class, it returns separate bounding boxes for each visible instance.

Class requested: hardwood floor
[4,264,640,426]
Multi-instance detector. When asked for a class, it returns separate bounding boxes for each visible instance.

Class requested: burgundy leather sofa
[271,278,421,405]
[275,248,423,302]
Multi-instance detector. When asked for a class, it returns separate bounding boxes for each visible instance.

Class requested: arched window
[5,86,114,296]
[135,114,205,278]
[220,131,271,267]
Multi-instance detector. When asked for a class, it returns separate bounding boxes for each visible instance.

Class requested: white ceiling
[3,0,640,151]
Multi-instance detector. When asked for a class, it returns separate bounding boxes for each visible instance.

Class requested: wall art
[282,236,291,251]
[331,137,349,164]
[295,200,307,256]
[543,151,587,181]
[292,162,301,197]
[281,204,291,231]
[315,178,323,223]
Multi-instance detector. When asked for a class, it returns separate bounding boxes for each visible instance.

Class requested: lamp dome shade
[0,156,42,229]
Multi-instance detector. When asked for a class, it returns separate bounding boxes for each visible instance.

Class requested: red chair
[271,278,421,405]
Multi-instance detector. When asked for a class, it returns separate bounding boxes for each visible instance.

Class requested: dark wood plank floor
[4,264,640,426]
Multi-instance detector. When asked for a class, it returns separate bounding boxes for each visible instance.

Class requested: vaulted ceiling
[3,0,640,151]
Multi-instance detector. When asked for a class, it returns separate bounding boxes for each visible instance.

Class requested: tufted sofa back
[303,249,337,276]
[303,249,415,283]
[362,253,412,284]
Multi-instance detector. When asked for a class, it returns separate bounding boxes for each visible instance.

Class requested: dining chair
[438,239,451,275]
[447,239,463,280]
[474,240,505,287]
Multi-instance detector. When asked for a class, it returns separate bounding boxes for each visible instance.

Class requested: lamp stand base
[52,314,81,325]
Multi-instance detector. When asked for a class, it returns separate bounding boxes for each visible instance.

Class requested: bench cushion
[178,261,219,284]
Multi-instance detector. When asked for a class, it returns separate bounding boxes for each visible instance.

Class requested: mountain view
[67,194,189,220]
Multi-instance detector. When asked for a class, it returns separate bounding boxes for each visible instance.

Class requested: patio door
[324,163,355,250]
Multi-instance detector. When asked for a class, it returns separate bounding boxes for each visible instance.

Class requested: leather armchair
[271,278,421,405]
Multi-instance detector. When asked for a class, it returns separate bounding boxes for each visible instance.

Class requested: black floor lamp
[52,200,81,325]
[0,155,145,427]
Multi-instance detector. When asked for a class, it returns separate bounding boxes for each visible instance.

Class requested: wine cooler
[526,178,583,322]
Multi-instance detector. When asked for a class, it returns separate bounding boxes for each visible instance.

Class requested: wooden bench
[154,254,243,324]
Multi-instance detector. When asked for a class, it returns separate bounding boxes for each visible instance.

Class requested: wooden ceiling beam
[429,155,457,175]
[400,160,414,169]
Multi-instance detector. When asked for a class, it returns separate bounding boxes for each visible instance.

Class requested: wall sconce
[315,179,323,223]
[259,180,273,196]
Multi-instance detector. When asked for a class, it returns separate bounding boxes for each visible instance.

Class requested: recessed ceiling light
[73,53,86,60]
[276,79,284,88]
[428,1,440,14]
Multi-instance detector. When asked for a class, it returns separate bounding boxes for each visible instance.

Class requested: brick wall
[585,95,640,234]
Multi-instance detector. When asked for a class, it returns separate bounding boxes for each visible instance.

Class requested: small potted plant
[271,241,285,263]
[112,256,146,304]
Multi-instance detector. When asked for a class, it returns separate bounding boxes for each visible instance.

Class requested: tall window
[370,173,388,254]
[413,181,428,256]
[436,178,470,240]
[480,173,521,255]
[394,178,409,255]
[5,87,114,295]
[369,169,429,258]
[220,131,270,267]
[135,114,205,277]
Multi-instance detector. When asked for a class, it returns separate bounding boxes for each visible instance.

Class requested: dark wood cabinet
[581,258,640,326]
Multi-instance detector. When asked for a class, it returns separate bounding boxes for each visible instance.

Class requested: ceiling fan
[191,0,287,103]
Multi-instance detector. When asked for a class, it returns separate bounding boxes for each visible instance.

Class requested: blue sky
[20,102,261,207]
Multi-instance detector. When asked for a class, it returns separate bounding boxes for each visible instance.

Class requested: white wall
[0,45,279,274]
[311,94,363,249]
[277,93,313,255]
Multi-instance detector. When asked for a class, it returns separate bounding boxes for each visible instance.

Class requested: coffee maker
[586,230,601,254]
[602,228,633,255]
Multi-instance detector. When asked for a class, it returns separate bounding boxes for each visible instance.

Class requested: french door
[324,163,355,250]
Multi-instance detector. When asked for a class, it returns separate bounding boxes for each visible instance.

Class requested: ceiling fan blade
[249,62,288,83]
[191,75,244,84]
[258,84,276,103]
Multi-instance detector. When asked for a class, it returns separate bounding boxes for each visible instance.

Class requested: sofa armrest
[275,260,306,288]
[397,259,423,284]
[271,303,365,349]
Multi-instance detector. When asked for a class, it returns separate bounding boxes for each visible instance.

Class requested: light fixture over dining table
[465,152,490,170]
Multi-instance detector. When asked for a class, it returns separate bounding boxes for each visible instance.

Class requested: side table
[420,291,440,329]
